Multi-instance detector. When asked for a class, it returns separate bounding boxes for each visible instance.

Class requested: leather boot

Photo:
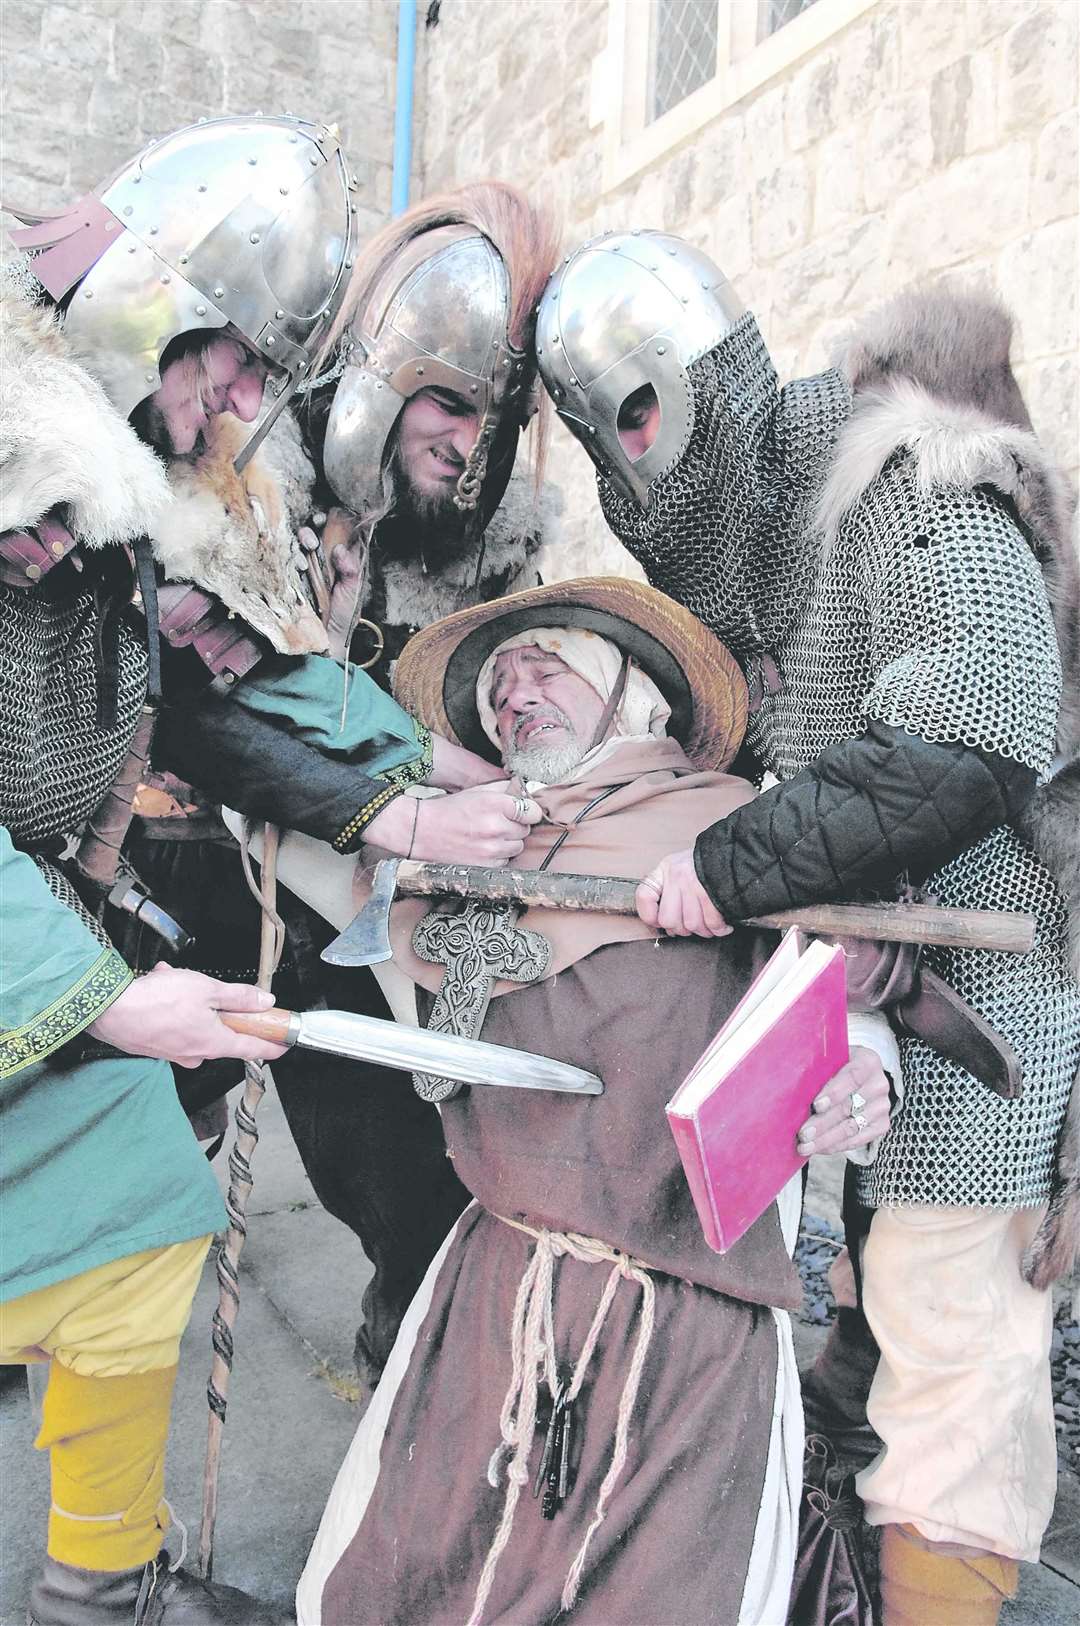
[879,1523,1019,1626]
[28,1552,293,1626]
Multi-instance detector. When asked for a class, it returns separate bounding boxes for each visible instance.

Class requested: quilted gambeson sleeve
[694,722,1036,918]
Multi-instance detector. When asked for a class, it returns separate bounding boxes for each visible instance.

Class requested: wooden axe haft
[322,857,1038,968]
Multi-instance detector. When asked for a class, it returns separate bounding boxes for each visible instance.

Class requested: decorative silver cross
[411,901,552,1101]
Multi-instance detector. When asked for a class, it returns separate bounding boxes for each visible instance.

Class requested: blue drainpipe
[391,0,417,217]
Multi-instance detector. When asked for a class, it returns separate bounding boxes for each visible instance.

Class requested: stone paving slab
[241,1204,373,1382]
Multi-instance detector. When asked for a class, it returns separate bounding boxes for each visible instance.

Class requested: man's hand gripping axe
[325,856,1036,968]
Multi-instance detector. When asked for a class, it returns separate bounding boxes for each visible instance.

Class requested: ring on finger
[848,1090,867,1121]
[512,795,530,821]
[639,877,663,897]
[850,1111,868,1130]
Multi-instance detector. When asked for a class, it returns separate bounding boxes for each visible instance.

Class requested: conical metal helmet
[323,224,530,521]
[536,230,744,506]
[9,113,358,466]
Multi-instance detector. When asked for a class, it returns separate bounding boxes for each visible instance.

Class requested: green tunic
[1,576,428,1303]
[0,829,225,1300]
[0,276,432,1304]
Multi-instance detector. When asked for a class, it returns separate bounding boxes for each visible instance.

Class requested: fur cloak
[0,267,170,545]
[822,286,1080,1288]
[0,267,328,655]
[820,286,1080,972]
[366,462,560,641]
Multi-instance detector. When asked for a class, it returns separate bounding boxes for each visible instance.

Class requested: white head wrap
[476,626,671,784]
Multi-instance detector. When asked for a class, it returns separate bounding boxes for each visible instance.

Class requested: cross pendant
[410,900,552,1102]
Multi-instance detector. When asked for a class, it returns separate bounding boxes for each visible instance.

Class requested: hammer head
[321,856,402,966]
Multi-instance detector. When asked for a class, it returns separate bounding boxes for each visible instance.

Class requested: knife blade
[221,1006,602,1096]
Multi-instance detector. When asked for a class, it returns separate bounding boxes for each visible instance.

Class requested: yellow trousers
[1,1235,211,1569]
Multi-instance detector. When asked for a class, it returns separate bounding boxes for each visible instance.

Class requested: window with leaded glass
[650,0,720,122]
[758,0,822,40]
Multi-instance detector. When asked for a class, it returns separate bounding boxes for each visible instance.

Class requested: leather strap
[0,516,79,587]
[893,968,1023,1100]
[154,582,265,688]
[838,936,1022,1099]
[586,654,632,753]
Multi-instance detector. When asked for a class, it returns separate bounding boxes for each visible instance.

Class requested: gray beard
[505,715,586,785]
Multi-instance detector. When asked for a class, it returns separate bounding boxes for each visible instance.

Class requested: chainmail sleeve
[858,468,1061,777]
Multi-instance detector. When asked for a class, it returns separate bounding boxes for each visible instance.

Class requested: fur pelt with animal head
[149,409,328,655]
[1,268,328,655]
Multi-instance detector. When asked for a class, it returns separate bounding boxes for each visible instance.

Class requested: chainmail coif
[599,312,849,658]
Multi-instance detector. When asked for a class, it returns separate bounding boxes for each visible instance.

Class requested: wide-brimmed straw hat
[392,575,748,771]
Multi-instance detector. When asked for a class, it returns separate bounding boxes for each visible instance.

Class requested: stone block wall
[0,0,398,241]
[2,0,1076,583]
[414,0,1079,580]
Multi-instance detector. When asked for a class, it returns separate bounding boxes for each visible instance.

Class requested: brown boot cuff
[880,1523,1020,1626]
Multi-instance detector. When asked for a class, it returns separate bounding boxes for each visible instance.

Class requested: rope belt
[467,1216,658,1626]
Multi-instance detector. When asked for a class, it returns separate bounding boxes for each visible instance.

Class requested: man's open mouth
[430,447,463,477]
[516,716,564,746]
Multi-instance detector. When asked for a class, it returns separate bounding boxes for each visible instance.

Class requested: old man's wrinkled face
[139,333,270,456]
[491,645,607,784]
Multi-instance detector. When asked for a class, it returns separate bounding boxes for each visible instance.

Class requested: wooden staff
[379,862,1037,955]
[197,822,283,1579]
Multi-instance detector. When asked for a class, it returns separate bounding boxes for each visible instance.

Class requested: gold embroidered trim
[0,950,133,1079]
[332,727,434,853]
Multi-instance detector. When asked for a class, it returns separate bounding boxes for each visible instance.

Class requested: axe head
[321,857,402,966]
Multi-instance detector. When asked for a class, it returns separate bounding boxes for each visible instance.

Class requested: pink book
[666,930,849,1253]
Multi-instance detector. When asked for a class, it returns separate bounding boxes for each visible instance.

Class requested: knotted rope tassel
[467,1221,656,1626]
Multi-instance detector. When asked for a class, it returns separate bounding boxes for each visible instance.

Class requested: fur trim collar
[814,375,1075,564]
[486,462,561,555]
[816,284,1075,554]
[370,465,561,631]
[818,286,1075,562]
[815,285,1080,755]
[0,274,170,545]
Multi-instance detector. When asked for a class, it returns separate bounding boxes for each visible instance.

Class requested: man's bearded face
[491,646,606,784]
[133,333,269,457]
[393,386,481,523]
